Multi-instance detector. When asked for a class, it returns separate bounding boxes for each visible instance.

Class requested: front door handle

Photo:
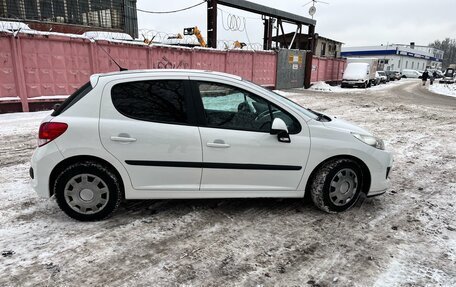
[207,139,230,148]
[110,134,137,143]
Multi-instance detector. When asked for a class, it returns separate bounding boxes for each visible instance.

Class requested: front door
[191,79,310,194]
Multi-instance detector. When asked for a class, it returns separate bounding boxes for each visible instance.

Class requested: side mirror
[270,118,290,143]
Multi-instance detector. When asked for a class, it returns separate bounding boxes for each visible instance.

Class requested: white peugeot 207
[30,69,393,221]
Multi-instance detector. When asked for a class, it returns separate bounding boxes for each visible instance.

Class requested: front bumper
[366,150,393,197]
[367,189,387,198]
[342,80,368,88]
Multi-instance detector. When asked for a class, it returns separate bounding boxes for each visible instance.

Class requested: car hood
[321,116,372,135]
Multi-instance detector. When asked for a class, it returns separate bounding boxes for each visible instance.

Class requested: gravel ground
[1,80,455,286]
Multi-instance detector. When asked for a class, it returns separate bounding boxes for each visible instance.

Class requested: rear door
[99,76,202,192]
[189,77,310,195]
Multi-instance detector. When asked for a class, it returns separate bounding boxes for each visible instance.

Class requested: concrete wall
[314,38,342,58]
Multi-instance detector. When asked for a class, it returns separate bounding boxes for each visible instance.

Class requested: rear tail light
[38,122,68,147]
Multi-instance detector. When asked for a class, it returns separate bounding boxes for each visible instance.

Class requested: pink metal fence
[0,32,345,113]
[0,32,277,112]
[311,56,346,83]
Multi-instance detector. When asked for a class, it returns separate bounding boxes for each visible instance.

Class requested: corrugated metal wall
[275,49,306,90]
[311,56,346,83]
[0,32,277,112]
[0,32,346,112]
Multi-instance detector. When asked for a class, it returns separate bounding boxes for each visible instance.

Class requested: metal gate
[276,49,307,89]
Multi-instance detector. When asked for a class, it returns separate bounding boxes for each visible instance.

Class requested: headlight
[352,132,385,150]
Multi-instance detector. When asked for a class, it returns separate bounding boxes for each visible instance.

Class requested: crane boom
[183,26,207,47]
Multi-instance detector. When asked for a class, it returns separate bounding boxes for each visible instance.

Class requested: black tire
[310,159,363,213]
[54,161,122,221]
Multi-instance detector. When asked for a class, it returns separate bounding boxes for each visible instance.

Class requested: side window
[197,82,300,134]
[111,80,188,124]
[52,82,92,116]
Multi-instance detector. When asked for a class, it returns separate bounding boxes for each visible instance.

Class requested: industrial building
[341,43,443,71]
[0,0,138,37]
[272,33,343,58]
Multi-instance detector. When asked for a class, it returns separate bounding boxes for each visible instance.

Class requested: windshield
[344,63,368,78]
[242,80,319,120]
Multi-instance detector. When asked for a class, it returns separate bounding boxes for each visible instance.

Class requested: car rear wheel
[310,159,363,213]
[54,161,122,221]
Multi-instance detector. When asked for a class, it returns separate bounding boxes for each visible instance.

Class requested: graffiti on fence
[154,56,190,69]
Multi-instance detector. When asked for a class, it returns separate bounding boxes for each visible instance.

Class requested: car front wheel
[54,161,122,221]
[310,159,363,213]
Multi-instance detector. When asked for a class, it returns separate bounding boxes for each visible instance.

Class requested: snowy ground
[308,78,419,93]
[428,82,456,98]
[1,81,456,286]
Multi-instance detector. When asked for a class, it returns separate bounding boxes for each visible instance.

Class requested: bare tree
[430,38,456,69]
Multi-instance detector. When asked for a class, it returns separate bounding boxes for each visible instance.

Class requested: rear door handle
[207,139,230,148]
[110,134,137,143]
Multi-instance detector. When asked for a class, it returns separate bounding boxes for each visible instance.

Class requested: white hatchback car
[30,70,393,221]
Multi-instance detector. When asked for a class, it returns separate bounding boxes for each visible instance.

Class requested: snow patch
[428,83,456,98]
[29,95,69,100]
[306,80,411,93]
[0,97,20,101]
[83,31,133,41]
[309,81,342,92]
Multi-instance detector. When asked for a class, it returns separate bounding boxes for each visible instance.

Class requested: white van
[401,69,421,78]
[341,63,373,88]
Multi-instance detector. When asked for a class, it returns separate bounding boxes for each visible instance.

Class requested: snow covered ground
[428,83,456,98]
[308,79,417,93]
[1,82,455,286]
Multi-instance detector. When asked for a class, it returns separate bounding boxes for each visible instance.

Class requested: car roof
[89,69,243,87]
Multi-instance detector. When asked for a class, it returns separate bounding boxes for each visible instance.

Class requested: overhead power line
[136,1,207,14]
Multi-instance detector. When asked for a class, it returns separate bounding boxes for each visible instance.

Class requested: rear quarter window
[52,82,92,116]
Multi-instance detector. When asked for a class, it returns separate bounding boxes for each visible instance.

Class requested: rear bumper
[30,142,64,198]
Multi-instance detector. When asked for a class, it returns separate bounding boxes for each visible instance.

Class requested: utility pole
[304,24,315,88]
[207,0,217,48]
[263,17,273,50]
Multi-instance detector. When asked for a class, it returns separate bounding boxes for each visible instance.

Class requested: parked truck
[341,58,379,88]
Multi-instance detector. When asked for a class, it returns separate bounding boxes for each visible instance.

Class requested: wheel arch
[304,154,371,197]
[49,155,125,199]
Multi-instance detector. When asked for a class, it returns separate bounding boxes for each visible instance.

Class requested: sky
[136,0,456,48]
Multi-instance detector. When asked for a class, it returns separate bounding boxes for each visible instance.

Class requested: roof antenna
[96,43,128,71]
